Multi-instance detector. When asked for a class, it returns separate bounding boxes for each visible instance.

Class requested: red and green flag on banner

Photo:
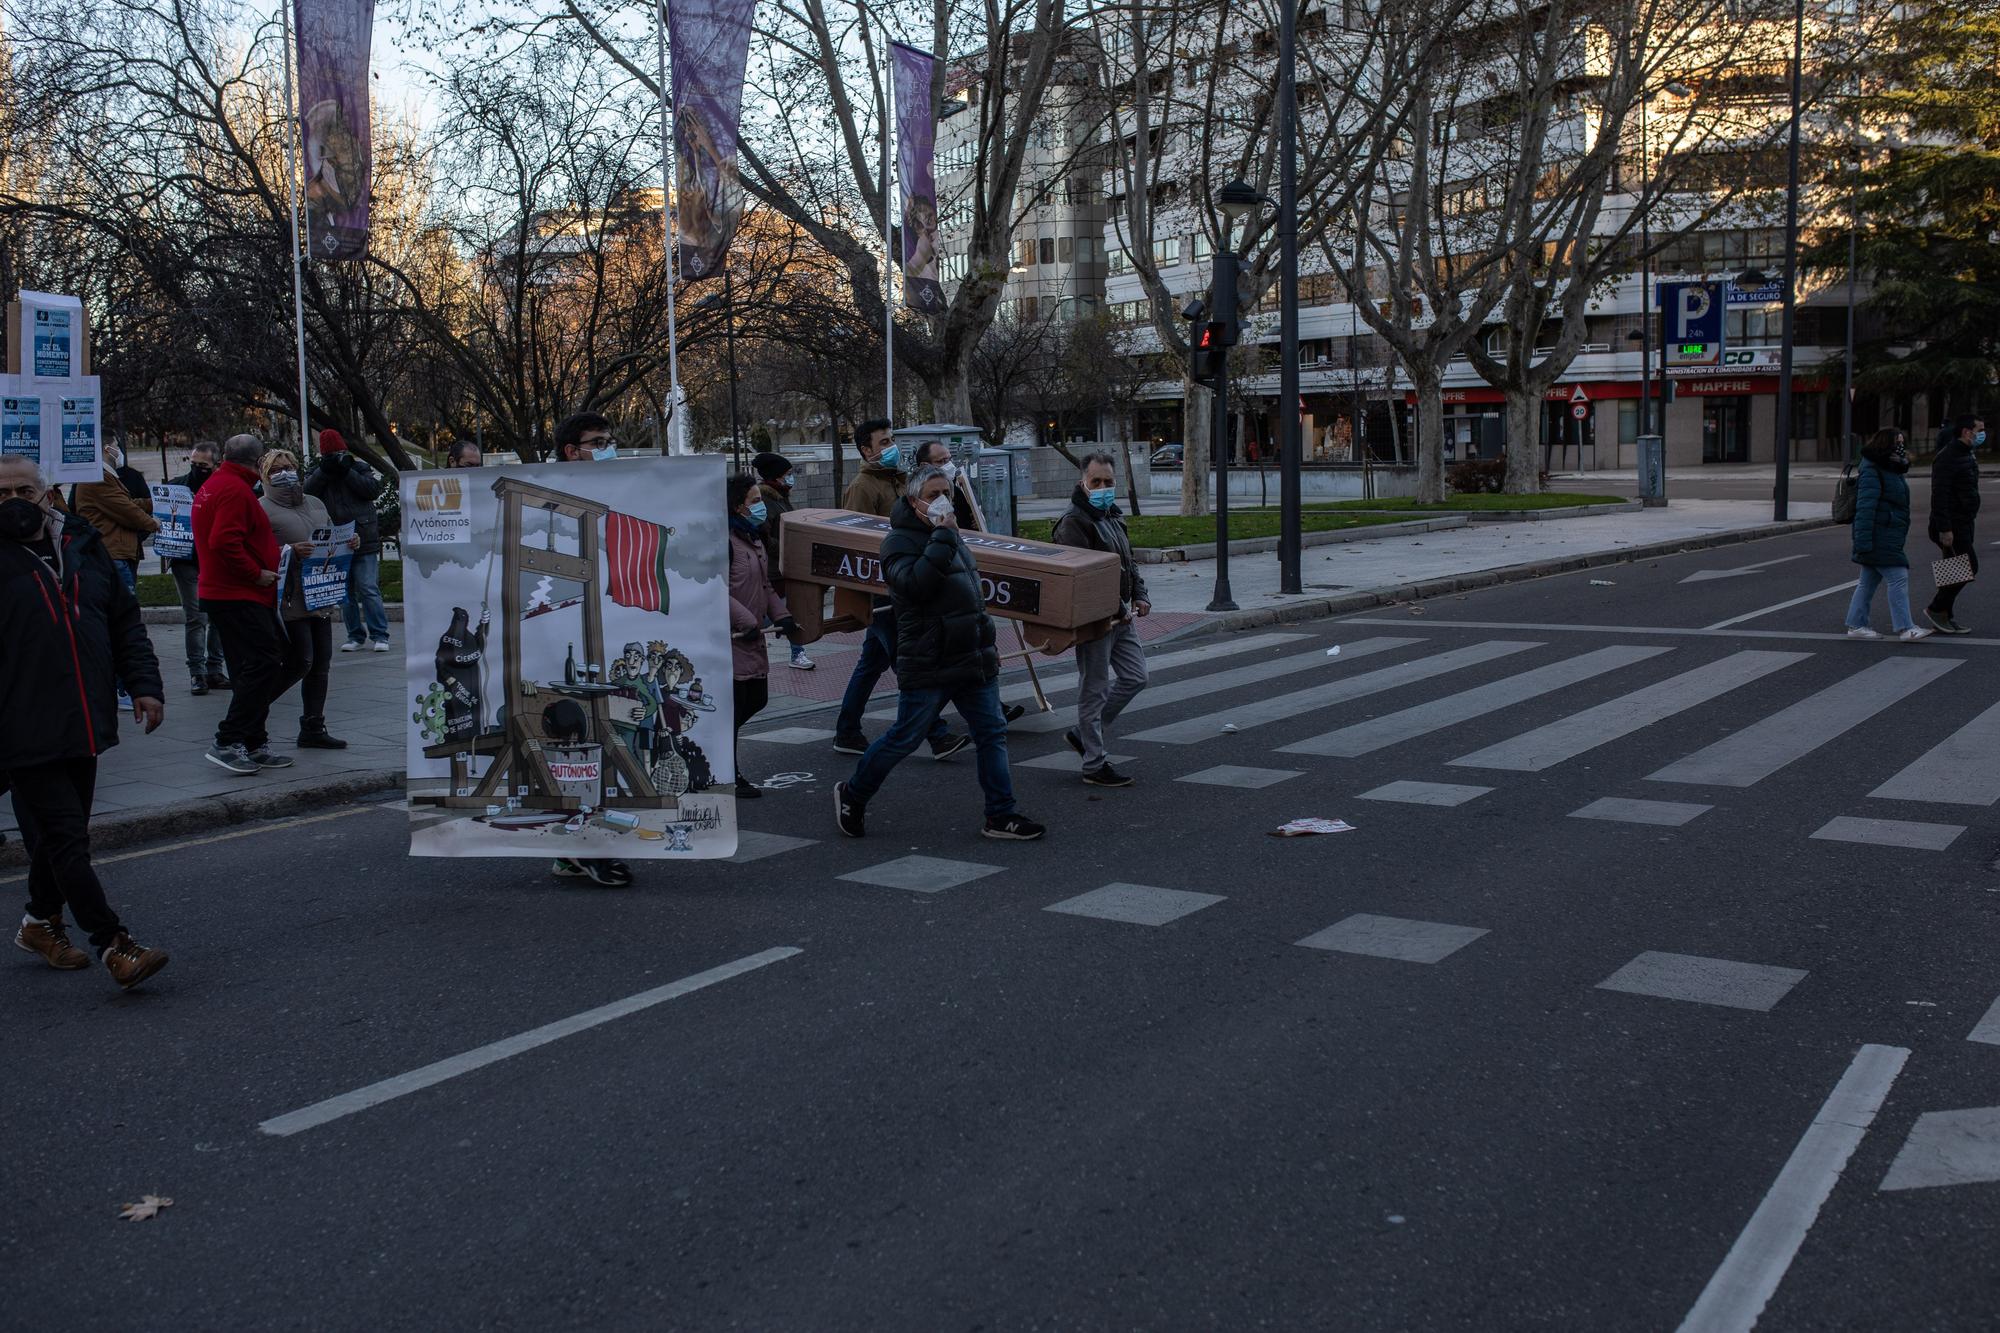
[605,510,673,613]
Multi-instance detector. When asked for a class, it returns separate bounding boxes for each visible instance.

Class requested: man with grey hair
[0,453,172,988]
[1051,452,1149,786]
[193,433,287,775]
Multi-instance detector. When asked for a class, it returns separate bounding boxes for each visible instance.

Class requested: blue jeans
[341,551,390,643]
[1846,564,1913,633]
[833,608,950,745]
[847,679,1016,817]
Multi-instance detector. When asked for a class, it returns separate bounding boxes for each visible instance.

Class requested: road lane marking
[0,805,383,886]
[1337,616,2000,647]
[1676,1043,1909,1333]
[1809,816,1965,851]
[1283,644,1667,757]
[258,946,802,1137]
[1704,581,1859,631]
[1680,554,1814,584]
[1967,995,2000,1045]
[1648,657,1961,788]
[1451,651,1808,772]
[1868,698,2000,806]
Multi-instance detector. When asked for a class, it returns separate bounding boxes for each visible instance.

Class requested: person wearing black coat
[834,466,1044,842]
[751,451,814,671]
[0,455,171,988]
[168,443,231,693]
[304,429,390,650]
[1844,429,1931,642]
[1923,413,1985,634]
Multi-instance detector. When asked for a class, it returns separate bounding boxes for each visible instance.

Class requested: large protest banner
[669,0,755,279]
[294,0,376,261]
[399,458,737,858]
[892,43,946,315]
[151,483,196,559]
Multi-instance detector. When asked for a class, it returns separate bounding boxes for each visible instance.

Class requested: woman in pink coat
[727,474,800,798]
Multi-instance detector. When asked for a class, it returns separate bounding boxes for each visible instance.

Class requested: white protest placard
[48,377,102,484]
[151,483,195,559]
[0,379,42,469]
[19,291,85,381]
[301,521,356,611]
[405,473,473,544]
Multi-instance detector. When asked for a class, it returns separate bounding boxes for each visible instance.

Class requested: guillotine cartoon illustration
[412,475,676,812]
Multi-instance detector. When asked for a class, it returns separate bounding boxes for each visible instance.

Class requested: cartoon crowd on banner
[400,458,737,860]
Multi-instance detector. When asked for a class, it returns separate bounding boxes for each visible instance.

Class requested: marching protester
[306,429,390,654]
[261,448,354,749]
[1845,428,1931,642]
[727,474,802,798]
[445,439,483,469]
[910,438,1028,724]
[168,442,230,695]
[1052,453,1150,786]
[0,454,171,989]
[74,446,162,710]
[194,434,294,773]
[548,411,634,887]
[830,421,969,760]
[1924,413,1984,635]
[751,451,813,671]
[835,465,1043,842]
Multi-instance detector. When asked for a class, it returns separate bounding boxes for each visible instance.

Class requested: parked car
[1150,442,1184,467]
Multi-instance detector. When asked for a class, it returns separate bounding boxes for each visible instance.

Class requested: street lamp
[697,273,743,473]
[1635,80,1692,445]
[1770,0,1806,521]
[1203,178,1269,614]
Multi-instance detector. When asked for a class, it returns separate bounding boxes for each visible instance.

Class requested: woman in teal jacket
[1845,429,1931,640]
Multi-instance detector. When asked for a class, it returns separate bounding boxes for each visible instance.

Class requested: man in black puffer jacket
[0,455,172,989]
[1924,413,1984,634]
[834,466,1044,842]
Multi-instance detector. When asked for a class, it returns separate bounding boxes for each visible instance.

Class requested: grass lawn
[1018,511,1416,549]
[1309,492,1625,512]
[137,559,404,608]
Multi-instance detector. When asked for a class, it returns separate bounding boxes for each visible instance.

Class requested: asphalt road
[6,523,1999,1330]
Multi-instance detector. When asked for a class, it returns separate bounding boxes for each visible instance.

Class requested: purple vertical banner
[669,0,756,280]
[293,0,376,262]
[891,42,945,314]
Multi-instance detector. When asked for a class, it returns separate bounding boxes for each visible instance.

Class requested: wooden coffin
[778,508,1122,654]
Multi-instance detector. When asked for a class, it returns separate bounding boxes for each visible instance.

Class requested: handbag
[1832,464,1858,523]
[1933,554,1976,587]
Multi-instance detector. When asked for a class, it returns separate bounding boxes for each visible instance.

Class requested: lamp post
[1771,0,1806,520]
[1210,178,1267,614]
[1634,81,1692,442]
[698,273,744,472]
[1275,0,1303,594]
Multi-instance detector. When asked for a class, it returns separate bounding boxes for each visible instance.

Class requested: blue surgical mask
[1977,431,1988,448]
[747,501,768,525]
[592,444,619,462]
[877,444,901,470]
[1087,486,1117,511]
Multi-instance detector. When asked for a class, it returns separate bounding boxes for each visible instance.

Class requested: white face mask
[939,460,959,484]
[925,494,954,523]
[268,469,301,492]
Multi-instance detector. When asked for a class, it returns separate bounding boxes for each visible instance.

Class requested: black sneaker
[1002,702,1027,724]
[930,734,972,761]
[832,734,870,756]
[190,678,209,697]
[983,812,1045,841]
[1063,728,1085,758]
[735,776,763,799]
[834,782,867,837]
[1947,617,1973,636]
[1082,763,1135,788]
[1925,607,1953,634]
[247,746,295,769]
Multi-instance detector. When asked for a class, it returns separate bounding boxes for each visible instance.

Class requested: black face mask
[0,497,47,541]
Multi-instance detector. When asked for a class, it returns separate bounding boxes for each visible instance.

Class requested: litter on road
[1271,818,1357,837]
[1326,646,1341,656]
[1590,579,1617,586]
[119,1196,173,1222]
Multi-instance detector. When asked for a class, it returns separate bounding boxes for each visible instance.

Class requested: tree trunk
[1503,388,1544,494]
[1181,377,1212,516]
[1118,437,1142,517]
[1411,367,1446,504]
[943,364,974,424]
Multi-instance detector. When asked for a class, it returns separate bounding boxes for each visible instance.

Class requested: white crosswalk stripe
[1131,639,1532,745]
[1868,697,2000,806]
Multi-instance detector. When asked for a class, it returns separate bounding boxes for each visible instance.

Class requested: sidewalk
[3,498,1826,856]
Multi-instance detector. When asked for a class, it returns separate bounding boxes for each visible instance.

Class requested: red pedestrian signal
[1191,321,1226,380]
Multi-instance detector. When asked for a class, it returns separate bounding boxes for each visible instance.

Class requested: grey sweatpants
[1074,619,1148,772]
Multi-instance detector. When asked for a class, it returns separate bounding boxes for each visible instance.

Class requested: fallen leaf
[119,1195,173,1222]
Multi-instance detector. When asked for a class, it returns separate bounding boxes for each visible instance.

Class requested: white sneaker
[339,639,365,653]
[369,640,391,653]
[788,646,815,671]
[1897,627,1933,641]
[1845,626,1881,639]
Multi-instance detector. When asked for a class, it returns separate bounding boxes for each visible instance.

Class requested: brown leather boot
[101,933,170,990]
[15,915,90,970]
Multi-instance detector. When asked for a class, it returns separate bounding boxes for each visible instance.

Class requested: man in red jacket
[193,434,289,775]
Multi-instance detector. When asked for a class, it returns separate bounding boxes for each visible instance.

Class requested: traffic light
[1190,320,1227,380]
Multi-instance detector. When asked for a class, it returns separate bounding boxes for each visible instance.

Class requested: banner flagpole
[654,0,683,455]
[277,0,312,457]
[880,20,894,425]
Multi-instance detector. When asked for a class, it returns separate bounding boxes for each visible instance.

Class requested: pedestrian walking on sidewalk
[73,448,161,712]
[306,429,390,653]
[830,421,968,760]
[834,466,1043,842]
[1924,414,1984,635]
[751,451,814,671]
[1845,429,1931,642]
[260,448,356,750]
[168,443,230,695]
[194,434,294,773]
[0,454,171,989]
[546,412,633,888]
[728,475,801,799]
[1052,453,1150,786]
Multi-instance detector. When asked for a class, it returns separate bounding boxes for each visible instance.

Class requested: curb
[1135,516,1469,564]
[1190,517,1838,635]
[0,768,403,866]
